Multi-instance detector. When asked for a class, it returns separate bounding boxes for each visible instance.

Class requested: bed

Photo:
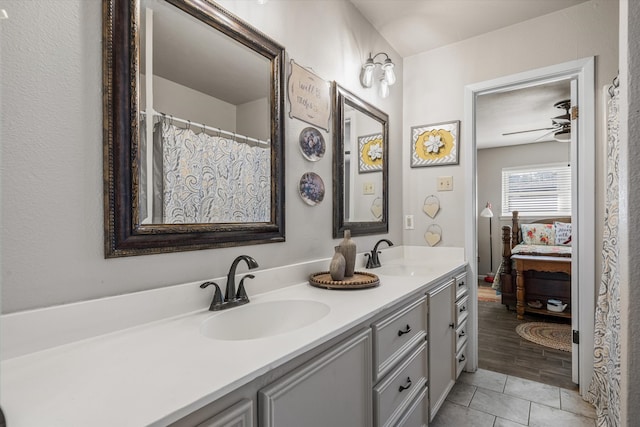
[498,211,572,320]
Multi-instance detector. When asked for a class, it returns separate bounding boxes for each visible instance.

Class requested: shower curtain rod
[141,110,270,147]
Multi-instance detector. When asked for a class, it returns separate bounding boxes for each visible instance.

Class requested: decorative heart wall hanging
[425,224,442,247]
[370,197,383,219]
[423,195,440,219]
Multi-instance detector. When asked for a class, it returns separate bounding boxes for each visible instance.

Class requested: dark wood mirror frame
[332,82,389,238]
[102,0,286,257]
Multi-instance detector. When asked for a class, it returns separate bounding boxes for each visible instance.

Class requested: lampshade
[360,52,395,97]
[480,202,493,218]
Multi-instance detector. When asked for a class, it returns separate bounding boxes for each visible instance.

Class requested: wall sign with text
[288,60,331,131]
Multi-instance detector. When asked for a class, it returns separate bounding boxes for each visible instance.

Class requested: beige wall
[476,141,570,275]
[0,0,403,312]
[402,0,618,275]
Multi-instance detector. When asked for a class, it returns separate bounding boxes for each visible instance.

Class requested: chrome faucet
[200,255,259,311]
[365,239,394,269]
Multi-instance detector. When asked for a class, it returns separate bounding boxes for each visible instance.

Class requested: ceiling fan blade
[502,127,555,136]
[534,129,558,141]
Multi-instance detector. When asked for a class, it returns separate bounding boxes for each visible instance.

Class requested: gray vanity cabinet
[259,328,373,427]
[427,279,455,420]
[427,270,469,421]
[195,399,253,427]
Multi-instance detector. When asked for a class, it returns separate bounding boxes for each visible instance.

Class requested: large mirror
[103,0,285,257]
[332,83,389,237]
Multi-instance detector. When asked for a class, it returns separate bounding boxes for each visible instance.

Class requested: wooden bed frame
[500,211,572,320]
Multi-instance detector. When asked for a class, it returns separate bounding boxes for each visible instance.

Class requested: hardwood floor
[477,286,576,390]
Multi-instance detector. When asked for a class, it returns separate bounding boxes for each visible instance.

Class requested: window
[501,163,571,217]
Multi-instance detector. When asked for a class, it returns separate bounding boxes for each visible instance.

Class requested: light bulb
[379,78,389,98]
[361,59,375,88]
[381,58,396,86]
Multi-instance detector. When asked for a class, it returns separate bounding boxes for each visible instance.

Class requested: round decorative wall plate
[299,172,325,206]
[298,127,326,161]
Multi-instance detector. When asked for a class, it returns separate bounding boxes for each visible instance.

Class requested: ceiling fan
[502,99,571,142]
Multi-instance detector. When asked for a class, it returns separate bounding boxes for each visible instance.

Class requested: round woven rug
[515,322,572,352]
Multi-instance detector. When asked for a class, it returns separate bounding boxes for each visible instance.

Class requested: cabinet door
[427,279,455,421]
[196,399,253,427]
[259,329,372,427]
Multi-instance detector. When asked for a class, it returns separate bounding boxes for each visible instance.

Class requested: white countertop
[1,246,466,426]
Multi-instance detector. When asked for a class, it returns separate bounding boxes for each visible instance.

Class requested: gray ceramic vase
[330,246,346,281]
[339,229,356,277]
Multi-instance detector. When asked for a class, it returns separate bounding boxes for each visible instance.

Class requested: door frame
[463,57,596,394]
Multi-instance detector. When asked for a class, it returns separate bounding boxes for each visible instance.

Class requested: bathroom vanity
[0,247,468,426]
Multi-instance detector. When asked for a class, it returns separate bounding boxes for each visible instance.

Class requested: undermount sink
[200,299,331,341]
[377,265,433,277]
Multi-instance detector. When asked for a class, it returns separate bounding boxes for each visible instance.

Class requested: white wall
[237,97,269,141]
[402,0,618,269]
[0,0,403,313]
[476,141,570,275]
[151,75,237,131]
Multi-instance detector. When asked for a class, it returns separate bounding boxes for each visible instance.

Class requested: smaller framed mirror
[332,83,389,238]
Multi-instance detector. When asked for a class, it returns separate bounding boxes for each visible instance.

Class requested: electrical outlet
[437,176,453,191]
[363,182,375,195]
[405,215,414,230]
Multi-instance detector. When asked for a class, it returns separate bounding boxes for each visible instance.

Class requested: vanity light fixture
[360,52,396,98]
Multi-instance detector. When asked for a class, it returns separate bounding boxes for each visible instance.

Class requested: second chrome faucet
[200,255,259,311]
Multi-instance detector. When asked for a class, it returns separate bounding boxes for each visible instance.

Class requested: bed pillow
[521,223,556,245]
[554,221,572,245]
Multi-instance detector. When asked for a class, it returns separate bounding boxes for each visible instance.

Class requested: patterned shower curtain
[160,122,270,223]
[586,83,621,426]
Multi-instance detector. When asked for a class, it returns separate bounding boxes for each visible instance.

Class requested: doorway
[463,57,596,397]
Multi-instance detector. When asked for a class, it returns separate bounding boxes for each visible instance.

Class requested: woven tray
[309,271,380,290]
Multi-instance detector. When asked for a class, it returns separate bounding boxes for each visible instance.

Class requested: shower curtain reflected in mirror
[140,120,271,224]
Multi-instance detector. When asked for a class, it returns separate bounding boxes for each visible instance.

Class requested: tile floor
[431,369,597,427]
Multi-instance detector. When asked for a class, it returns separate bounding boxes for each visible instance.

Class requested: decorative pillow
[554,222,572,245]
[521,223,556,245]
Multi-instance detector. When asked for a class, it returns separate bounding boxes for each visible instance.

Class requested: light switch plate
[437,176,453,191]
[405,215,414,230]
[363,182,375,195]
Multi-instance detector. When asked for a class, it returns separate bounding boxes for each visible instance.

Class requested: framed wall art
[410,120,460,167]
[358,133,383,173]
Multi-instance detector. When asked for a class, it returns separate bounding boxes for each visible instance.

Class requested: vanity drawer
[455,345,467,379]
[395,384,428,427]
[455,320,468,353]
[372,296,427,381]
[373,341,428,427]
[455,294,469,327]
[455,272,468,300]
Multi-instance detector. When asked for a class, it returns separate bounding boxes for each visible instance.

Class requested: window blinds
[501,163,571,217]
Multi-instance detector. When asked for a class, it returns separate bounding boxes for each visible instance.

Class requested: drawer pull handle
[399,377,412,392]
[397,325,412,336]
[459,331,466,338]
[458,281,465,287]
[459,355,466,363]
[460,306,467,313]
[449,323,455,329]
